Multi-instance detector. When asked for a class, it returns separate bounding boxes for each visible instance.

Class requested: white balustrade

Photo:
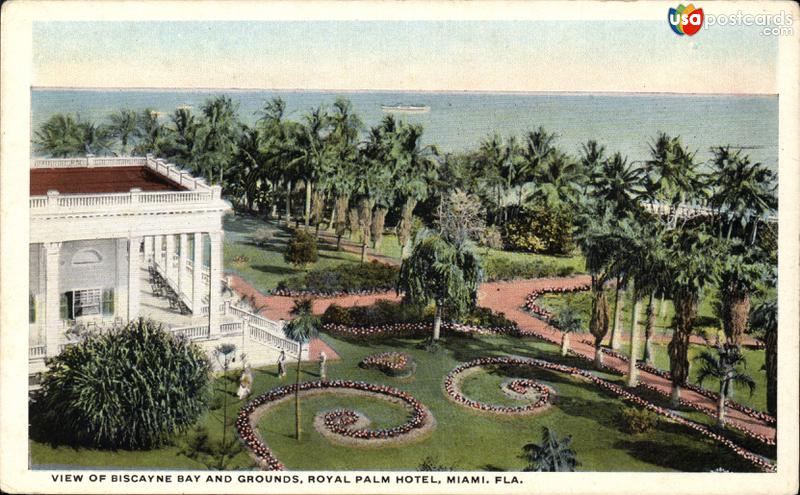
[220,321,244,335]
[29,345,46,358]
[171,325,211,340]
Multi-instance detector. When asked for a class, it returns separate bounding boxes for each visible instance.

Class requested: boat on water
[381,104,431,114]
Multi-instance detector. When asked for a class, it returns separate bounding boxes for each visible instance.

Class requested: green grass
[223,214,364,292]
[31,331,769,471]
[539,289,768,411]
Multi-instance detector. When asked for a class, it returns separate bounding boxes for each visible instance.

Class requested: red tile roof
[30,166,186,196]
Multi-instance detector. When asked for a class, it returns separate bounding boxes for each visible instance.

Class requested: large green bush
[321,299,517,330]
[484,256,575,281]
[503,201,575,255]
[31,318,211,449]
[283,229,318,266]
[276,261,398,294]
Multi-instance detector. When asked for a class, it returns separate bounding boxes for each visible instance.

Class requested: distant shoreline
[30,86,777,98]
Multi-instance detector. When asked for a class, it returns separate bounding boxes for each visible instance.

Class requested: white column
[155,235,164,270]
[128,236,141,321]
[192,233,203,315]
[165,234,176,284]
[178,233,188,295]
[115,239,128,319]
[143,235,153,263]
[44,242,62,357]
[208,231,222,338]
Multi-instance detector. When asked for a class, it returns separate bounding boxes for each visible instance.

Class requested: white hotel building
[28,155,303,384]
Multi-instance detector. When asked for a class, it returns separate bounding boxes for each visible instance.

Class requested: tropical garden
[30,95,778,473]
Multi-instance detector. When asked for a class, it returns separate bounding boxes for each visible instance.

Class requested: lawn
[225,214,586,297]
[223,214,363,292]
[30,331,770,472]
[538,289,768,412]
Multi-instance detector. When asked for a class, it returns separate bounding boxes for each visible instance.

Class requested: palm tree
[197,96,241,186]
[589,152,644,217]
[708,146,776,242]
[393,122,440,259]
[574,208,618,368]
[34,114,86,157]
[398,232,482,341]
[522,427,578,472]
[641,133,704,229]
[750,297,777,416]
[551,303,583,356]
[664,227,722,405]
[106,109,139,155]
[718,241,770,345]
[165,107,200,168]
[282,298,320,440]
[694,344,756,427]
[529,149,584,208]
[133,109,168,156]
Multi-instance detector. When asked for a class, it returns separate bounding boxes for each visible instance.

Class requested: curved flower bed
[576,339,778,431]
[444,358,552,415]
[270,287,392,298]
[443,357,775,473]
[523,283,591,319]
[360,352,417,377]
[236,380,433,470]
[323,321,521,340]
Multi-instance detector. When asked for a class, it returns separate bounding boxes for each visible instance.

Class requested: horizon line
[30,85,778,97]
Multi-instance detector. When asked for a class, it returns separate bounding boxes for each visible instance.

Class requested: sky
[32,20,779,94]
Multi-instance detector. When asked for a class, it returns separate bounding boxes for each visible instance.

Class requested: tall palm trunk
[627,293,642,387]
[589,278,610,370]
[717,386,727,427]
[560,332,570,357]
[432,304,443,341]
[294,343,303,440]
[304,180,312,228]
[643,291,656,364]
[765,323,777,417]
[610,276,624,349]
[668,290,698,406]
[285,180,292,224]
[658,292,667,318]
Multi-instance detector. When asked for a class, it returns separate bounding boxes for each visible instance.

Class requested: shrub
[30,318,211,449]
[503,201,575,255]
[276,261,399,295]
[284,229,318,266]
[251,227,274,247]
[232,254,249,265]
[484,256,574,282]
[479,225,504,250]
[321,299,516,330]
[618,406,659,434]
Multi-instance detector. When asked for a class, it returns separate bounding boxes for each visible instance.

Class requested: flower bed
[323,321,521,340]
[442,357,776,473]
[444,358,551,415]
[270,287,392,298]
[522,283,591,319]
[236,380,432,470]
[360,352,417,377]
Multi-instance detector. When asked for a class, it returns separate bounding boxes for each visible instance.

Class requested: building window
[72,249,103,265]
[60,292,73,320]
[102,288,115,316]
[73,289,102,317]
[29,293,36,324]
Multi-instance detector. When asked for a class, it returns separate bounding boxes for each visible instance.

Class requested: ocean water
[31,89,778,169]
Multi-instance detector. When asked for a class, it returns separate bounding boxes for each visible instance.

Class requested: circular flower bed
[236,380,435,470]
[443,357,775,473]
[360,352,417,378]
[444,358,552,415]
